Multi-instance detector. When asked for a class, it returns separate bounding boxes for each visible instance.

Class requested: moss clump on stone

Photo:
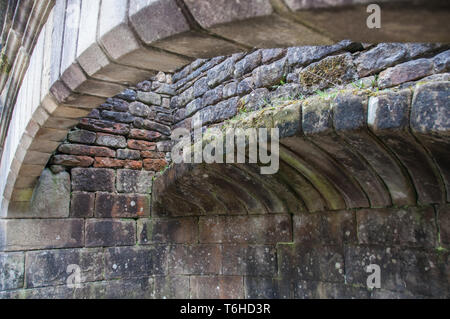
[300,54,349,87]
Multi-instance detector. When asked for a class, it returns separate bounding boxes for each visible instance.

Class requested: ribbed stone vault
[153,83,449,216]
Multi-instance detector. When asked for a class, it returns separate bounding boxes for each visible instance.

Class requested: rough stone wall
[171,41,449,132]
[1,42,450,299]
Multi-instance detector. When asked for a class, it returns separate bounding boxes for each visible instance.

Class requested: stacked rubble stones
[171,42,449,133]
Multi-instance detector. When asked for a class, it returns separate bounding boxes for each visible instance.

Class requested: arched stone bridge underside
[0,0,449,299]
[153,84,449,216]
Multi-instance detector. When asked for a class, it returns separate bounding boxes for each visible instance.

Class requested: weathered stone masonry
[1,40,449,298]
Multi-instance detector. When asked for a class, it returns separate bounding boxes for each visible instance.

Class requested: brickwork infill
[49,73,174,219]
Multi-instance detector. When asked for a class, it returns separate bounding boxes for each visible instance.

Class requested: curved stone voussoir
[410,81,450,202]
[301,96,391,208]
[368,89,446,204]
[332,91,417,206]
[183,0,331,48]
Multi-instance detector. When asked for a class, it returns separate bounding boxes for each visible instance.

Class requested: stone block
[137,91,161,105]
[100,110,135,124]
[95,192,150,218]
[93,157,125,168]
[95,133,127,149]
[104,246,168,279]
[410,82,450,201]
[234,50,261,78]
[78,118,130,135]
[0,219,84,251]
[127,139,156,151]
[293,211,356,245]
[202,86,223,107]
[68,129,96,144]
[73,277,154,299]
[286,42,348,68]
[356,207,437,247]
[143,159,168,172]
[51,155,94,167]
[177,86,195,107]
[25,248,104,288]
[278,244,345,283]
[124,160,143,170]
[137,218,197,244]
[129,0,190,44]
[117,148,141,160]
[345,245,449,297]
[190,276,244,299]
[333,92,416,206]
[199,214,292,244]
[116,169,153,193]
[58,144,116,157]
[185,98,203,117]
[128,128,162,141]
[245,277,291,299]
[293,281,370,299]
[433,50,450,73]
[355,43,407,77]
[30,169,70,218]
[70,191,95,218]
[207,56,236,88]
[252,57,286,88]
[141,151,165,159]
[85,219,136,247]
[154,275,189,299]
[193,77,208,98]
[222,244,277,276]
[71,168,115,192]
[198,97,239,125]
[168,244,221,275]
[133,118,171,135]
[239,88,270,112]
[378,58,434,89]
[0,252,25,290]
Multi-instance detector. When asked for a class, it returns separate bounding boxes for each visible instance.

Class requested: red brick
[141,151,165,159]
[124,160,143,170]
[58,144,115,157]
[143,158,167,171]
[128,139,156,151]
[78,118,130,135]
[129,128,162,141]
[51,155,94,167]
[94,157,125,168]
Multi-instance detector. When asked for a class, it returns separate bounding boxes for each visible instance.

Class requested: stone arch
[0,0,449,299]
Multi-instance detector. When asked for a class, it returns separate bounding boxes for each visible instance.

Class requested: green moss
[300,55,348,87]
